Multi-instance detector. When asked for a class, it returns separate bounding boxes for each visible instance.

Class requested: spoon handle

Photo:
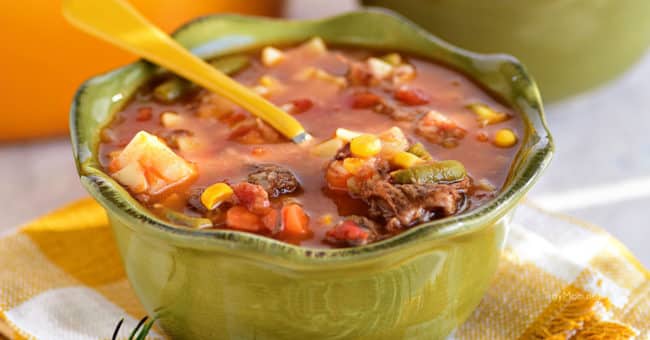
[63,0,310,143]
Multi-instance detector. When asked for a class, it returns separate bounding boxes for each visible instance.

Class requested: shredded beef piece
[347,61,375,86]
[159,129,193,150]
[349,91,417,121]
[187,187,208,213]
[416,111,466,148]
[229,117,284,144]
[373,102,418,121]
[358,177,470,231]
[334,143,352,161]
[247,164,301,198]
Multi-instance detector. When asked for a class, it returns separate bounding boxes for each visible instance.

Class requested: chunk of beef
[416,111,467,148]
[247,164,301,198]
[229,117,284,144]
[349,91,417,121]
[187,187,208,213]
[358,177,470,231]
[159,129,193,150]
[347,61,375,86]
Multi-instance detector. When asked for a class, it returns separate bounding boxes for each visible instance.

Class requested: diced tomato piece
[394,86,430,105]
[251,146,266,157]
[290,98,314,114]
[232,182,271,214]
[325,220,371,246]
[476,131,489,142]
[262,209,281,234]
[350,92,382,109]
[226,206,264,232]
[281,204,310,237]
[325,160,351,191]
[219,111,247,126]
[136,107,153,121]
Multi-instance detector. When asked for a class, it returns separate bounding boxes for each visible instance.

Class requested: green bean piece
[210,55,250,75]
[407,142,433,161]
[391,160,466,184]
[153,77,190,103]
[163,208,213,229]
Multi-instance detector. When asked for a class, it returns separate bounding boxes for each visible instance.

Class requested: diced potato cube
[367,57,393,80]
[261,46,285,66]
[160,111,182,127]
[379,126,409,158]
[393,64,416,84]
[112,162,148,194]
[311,138,344,158]
[175,135,198,151]
[335,128,363,142]
[110,131,197,195]
[468,103,510,126]
[300,37,327,55]
[197,93,237,118]
[254,75,285,97]
[294,67,347,87]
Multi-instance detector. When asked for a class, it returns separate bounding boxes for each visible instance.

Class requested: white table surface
[1,0,648,267]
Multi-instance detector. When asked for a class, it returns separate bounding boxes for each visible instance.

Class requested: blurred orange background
[1,0,283,141]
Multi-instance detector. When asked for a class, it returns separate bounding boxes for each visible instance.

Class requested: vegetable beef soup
[98,38,524,248]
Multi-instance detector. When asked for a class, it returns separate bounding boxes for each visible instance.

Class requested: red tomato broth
[98,41,524,248]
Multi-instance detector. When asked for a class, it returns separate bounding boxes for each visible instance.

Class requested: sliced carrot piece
[226,206,263,232]
[262,209,280,234]
[281,204,310,237]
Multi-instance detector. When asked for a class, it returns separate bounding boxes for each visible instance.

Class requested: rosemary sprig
[112,315,156,340]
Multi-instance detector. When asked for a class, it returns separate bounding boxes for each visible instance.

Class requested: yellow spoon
[62,0,311,143]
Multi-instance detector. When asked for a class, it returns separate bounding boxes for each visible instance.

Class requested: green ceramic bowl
[362,0,650,101]
[71,10,552,340]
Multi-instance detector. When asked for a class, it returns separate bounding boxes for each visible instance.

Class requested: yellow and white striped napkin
[1,199,648,340]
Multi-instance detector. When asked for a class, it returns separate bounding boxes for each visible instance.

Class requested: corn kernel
[160,111,181,127]
[391,151,423,169]
[468,103,509,126]
[493,129,517,148]
[200,183,234,210]
[335,128,363,142]
[350,134,382,158]
[342,157,365,175]
[320,214,334,226]
[381,53,402,66]
[261,46,285,66]
[300,37,327,54]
